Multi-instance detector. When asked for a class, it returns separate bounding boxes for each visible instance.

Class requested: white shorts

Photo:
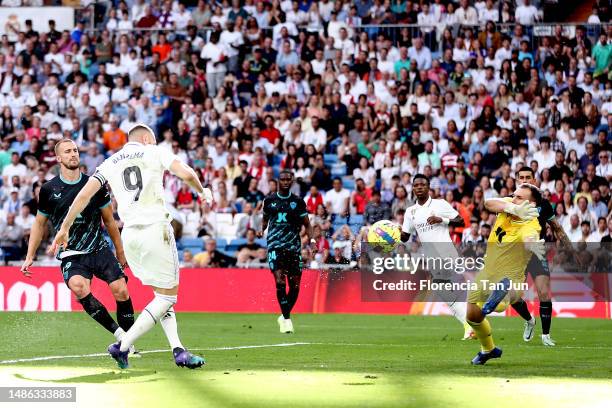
[122,222,180,289]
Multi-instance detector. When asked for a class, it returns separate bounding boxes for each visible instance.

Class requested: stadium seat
[227,238,248,252]
[342,177,355,190]
[324,154,338,167]
[215,238,228,251]
[332,216,349,226]
[255,238,267,248]
[350,214,364,226]
[331,163,347,177]
[180,237,203,249]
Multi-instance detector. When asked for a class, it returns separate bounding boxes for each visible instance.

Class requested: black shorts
[526,254,550,278]
[60,246,126,287]
[267,248,303,274]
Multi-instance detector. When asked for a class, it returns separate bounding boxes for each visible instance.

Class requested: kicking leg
[70,276,121,337]
[466,303,502,365]
[108,286,176,369]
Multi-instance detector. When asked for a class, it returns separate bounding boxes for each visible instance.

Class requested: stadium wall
[0,267,610,318]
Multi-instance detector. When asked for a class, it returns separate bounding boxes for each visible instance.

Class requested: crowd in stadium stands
[0,0,610,267]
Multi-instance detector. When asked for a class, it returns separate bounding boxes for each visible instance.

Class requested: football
[367,220,402,253]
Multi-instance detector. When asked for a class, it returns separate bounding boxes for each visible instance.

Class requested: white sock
[447,301,467,325]
[119,294,176,352]
[160,307,184,350]
[114,327,126,342]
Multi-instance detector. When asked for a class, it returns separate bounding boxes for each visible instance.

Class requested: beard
[64,163,80,170]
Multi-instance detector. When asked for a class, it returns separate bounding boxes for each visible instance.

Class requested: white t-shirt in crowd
[325,188,351,215]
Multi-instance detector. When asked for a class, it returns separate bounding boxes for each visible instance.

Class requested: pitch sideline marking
[2,342,611,365]
[0,343,312,365]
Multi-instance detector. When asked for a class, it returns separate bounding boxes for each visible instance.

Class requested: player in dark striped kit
[258,170,313,333]
[20,139,137,353]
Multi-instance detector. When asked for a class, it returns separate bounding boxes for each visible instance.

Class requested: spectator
[236,202,263,238]
[326,241,351,271]
[193,238,236,268]
[325,177,350,217]
[243,178,265,209]
[364,190,391,225]
[236,228,266,265]
[2,152,26,187]
[0,213,23,265]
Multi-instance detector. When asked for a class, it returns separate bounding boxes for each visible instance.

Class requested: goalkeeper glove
[525,239,546,261]
[504,201,539,220]
[199,188,213,205]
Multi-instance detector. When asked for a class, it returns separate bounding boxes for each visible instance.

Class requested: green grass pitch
[1,312,611,407]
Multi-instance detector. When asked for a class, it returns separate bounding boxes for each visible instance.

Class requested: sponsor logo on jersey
[53,193,62,199]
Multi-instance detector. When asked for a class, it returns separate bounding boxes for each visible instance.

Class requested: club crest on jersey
[290,202,297,209]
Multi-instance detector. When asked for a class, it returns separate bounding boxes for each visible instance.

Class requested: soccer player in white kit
[51,124,213,369]
[400,174,474,340]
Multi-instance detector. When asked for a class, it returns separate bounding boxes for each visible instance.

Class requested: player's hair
[412,174,430,184]
[128,124,155,140]
[517,183,542,206]
[515,166,534,178]
[279,169,294,178]
[54,138,76,156]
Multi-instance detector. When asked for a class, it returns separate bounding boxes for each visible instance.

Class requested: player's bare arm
[303,213,315,245]
[257,207,269,238]
[50,177,103,255]
[20,212,48,278]
[168,159,212,204]
[427,214,465,227]
[484,197,539,220]
[101,205,128,268]
[549,218,584,266]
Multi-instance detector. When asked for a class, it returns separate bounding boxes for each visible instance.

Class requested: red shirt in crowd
[306,193,324,214]
[261,127,281,145]
[352,188,373,214]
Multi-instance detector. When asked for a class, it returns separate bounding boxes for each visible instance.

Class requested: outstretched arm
[485,198,539,220]
[169,159,211,203]
[50,178,102,255]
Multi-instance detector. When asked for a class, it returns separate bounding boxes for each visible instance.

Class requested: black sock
[540,301,552,335]
[287,285,300,312]
[116,297,135,331]
[78,293,119,334]
[276,282,291,319]
[511,299,533,321]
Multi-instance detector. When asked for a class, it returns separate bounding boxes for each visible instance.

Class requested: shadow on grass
[15,370,160,384]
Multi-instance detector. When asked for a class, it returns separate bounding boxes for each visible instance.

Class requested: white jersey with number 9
[93,142,178,227]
